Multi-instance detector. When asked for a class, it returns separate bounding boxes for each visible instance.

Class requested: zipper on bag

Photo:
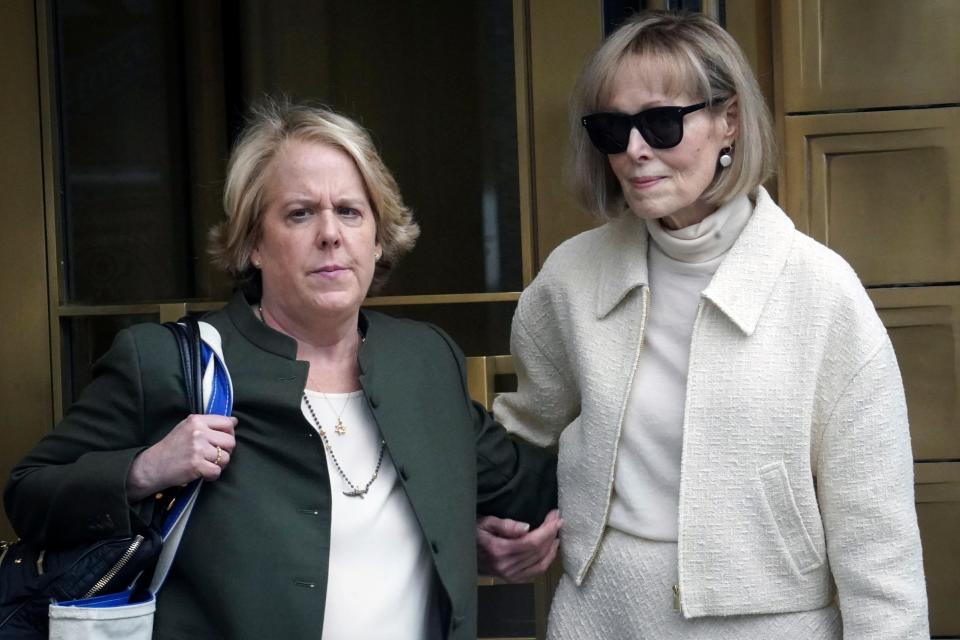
[82,534,145,598]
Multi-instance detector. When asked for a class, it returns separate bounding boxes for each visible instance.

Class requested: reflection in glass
[55,0,523,304]
[233,0,523,295]
[55,1,200,304]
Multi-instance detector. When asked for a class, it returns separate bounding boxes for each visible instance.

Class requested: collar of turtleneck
[644,194,753,264]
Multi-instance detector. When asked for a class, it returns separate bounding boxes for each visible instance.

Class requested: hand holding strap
[147,319,233,595]
[46,319,233,614]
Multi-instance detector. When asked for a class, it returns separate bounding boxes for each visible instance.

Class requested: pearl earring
[718,147,733,168]
[374,252,382,261]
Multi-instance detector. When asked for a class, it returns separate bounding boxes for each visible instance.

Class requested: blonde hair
[569,10,775,218]
[209,97,419,293]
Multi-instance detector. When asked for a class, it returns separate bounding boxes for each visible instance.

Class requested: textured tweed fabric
[493,188,928,638]
[548,529,842,640]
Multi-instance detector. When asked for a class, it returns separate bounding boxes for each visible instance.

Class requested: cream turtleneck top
[607,194,754,542]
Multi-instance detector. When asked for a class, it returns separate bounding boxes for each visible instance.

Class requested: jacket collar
[594,187,794,335]
[225,290,371,359]
[700,187,795,336]
[596,213,650,318]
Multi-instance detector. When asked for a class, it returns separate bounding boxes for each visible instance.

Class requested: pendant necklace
[258,305,380,497]
[319,392,352,435]
[263,304,353,435]
[303,392,385,498]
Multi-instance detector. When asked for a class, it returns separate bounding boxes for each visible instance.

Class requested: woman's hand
[126,414,238,501]
[477,509,562,582]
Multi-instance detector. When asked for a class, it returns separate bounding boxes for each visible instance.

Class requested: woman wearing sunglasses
[482,10,928,640]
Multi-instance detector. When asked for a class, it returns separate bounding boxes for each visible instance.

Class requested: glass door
[44,0,532,412]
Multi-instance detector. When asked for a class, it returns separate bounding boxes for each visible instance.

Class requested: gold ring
[214,446,223,467]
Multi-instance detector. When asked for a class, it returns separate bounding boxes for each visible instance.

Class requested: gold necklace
[302,393,385,498]
[319,392,352,435]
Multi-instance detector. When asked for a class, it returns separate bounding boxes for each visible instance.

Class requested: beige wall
[0,0,53,540]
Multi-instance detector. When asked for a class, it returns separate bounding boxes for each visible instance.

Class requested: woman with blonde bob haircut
[568,11,775,219]
[481,10,928,640]
[7,98,559,639]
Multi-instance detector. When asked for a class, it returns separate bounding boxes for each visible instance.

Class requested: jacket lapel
[595,213,650,319]
[701,187,795,336]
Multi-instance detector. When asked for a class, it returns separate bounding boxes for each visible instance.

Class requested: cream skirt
[548,528,842,640]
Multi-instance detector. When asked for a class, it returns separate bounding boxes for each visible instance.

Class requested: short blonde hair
[569,10,776,218]
[209,97,419,293]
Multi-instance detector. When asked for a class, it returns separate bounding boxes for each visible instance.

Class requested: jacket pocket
[758,461,822,574]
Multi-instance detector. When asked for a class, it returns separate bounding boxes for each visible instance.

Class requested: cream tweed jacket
[494,187,929,639]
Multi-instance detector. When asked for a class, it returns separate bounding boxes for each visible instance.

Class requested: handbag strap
[167,317,204,415]
[148,318,233,595]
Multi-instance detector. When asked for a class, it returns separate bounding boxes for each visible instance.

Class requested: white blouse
[302,390,439,639]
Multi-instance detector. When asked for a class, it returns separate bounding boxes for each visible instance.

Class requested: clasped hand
[126,414,238,501]
[477,509,562,582]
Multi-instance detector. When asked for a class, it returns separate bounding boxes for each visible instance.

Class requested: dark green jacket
[5,293,557,639]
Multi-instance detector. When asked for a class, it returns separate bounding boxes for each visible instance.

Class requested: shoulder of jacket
[785,231,888,375]
[749,189,877,328]
[364,308,433,334]
[96,322,184,386]
[521,220,620,309]
[121,321,180,351]
[364,310,456,353]
[538,221,616,276]
[200,304,236,335]
[787,231,878,316]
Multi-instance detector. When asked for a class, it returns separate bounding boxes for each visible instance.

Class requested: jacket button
[398,466,409,481]
[431,541,439,554]
[369,395,379,408]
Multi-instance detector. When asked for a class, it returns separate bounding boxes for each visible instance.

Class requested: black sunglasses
[581,103,707,154]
